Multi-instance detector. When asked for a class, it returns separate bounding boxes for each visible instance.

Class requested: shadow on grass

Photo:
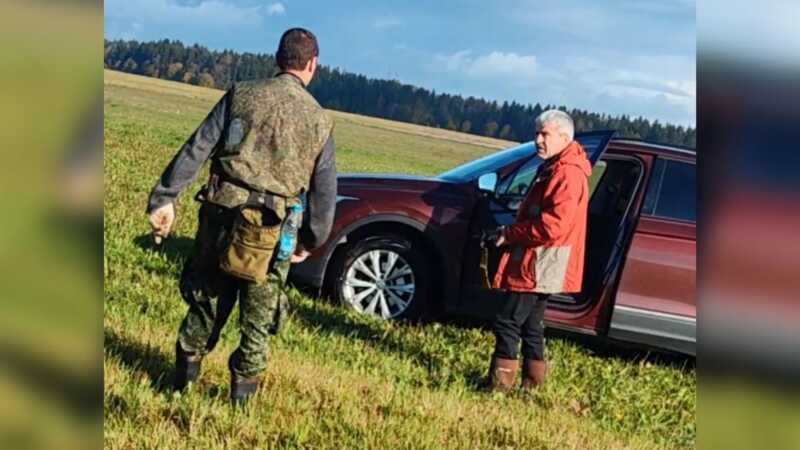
[288,297,488,388]
[292,292,694,383]
[105,328,236,403]
[546,327,696,371]
[105,328,174,393]
[445,312,694,371]
[133,233,194,275]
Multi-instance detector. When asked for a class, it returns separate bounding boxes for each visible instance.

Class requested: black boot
[173,341,203,392]
[228,355,259,406]
[230,376,259,407]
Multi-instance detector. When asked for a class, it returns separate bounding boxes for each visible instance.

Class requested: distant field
[104,70,695,449]
[104,69,515,176]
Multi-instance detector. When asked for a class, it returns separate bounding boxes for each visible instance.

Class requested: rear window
[642,159,696,222]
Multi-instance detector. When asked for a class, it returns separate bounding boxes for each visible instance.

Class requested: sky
[105,0,696,127]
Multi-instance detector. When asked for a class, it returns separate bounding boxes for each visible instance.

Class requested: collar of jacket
[548,140,592,177]
[275,71,306,88]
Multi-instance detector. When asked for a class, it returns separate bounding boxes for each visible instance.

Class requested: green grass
[104,70,695,449]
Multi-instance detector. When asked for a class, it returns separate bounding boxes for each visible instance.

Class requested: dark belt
[245,190,276,211]
[205,171,288,212]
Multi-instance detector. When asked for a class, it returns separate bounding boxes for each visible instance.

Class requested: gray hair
[535,109,575,140]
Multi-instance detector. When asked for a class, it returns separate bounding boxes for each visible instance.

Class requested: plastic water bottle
[276,202,303,261]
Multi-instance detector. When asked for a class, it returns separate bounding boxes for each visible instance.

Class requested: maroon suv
[291,131,696,355]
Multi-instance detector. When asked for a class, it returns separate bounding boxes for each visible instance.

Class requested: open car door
[456,130,615,318]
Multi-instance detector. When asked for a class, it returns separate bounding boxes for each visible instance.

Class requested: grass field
[104,69,695,449]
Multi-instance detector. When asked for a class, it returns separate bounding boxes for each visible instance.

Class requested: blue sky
[105,0,696,127]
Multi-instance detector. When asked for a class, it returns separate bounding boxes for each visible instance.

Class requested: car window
[642,159,696,222]
[497,140,611,199]
[437,143,536,182]
[588,160,607,198]
[496,156,542,196]
[499,159,607,198]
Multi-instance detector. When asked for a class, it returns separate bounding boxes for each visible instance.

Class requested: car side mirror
[478,172,498,193]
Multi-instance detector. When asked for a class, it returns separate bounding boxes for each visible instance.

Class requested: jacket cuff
[146,195,173,215]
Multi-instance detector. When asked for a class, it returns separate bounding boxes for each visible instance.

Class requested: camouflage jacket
[147,73,337,250]
[216,74,333,199]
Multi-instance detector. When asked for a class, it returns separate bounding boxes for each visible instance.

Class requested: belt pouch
[219,207,281,283]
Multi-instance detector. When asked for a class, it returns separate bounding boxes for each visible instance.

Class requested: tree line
[104,39,695,148]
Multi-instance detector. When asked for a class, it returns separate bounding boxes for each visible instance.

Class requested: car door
[607,156,696,355]
[455,131,615,318]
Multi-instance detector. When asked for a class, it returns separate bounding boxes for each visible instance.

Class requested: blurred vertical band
[699,0,800,449]
[0,0,103,449]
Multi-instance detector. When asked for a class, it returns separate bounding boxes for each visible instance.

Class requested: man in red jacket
[484,109,591,392]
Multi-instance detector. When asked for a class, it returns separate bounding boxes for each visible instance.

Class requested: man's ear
[306,57,317,73]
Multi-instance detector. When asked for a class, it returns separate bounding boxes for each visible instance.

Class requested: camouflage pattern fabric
[215,74,334,201]
[208,180,288,219]
[177,203,293,380]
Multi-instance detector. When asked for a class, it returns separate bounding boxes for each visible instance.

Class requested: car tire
[328,234,432,321]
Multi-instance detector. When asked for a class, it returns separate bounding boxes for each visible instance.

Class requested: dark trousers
[492,292,549,361]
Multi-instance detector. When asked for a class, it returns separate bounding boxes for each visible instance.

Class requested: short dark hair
[276,28,319,71]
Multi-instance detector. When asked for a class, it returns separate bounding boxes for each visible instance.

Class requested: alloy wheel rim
[342,249,415,319]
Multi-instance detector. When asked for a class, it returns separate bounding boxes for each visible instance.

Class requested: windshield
[437,142,536,182]
[436,131,614,183]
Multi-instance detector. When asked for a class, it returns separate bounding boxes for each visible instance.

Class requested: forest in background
[104,39,695,148]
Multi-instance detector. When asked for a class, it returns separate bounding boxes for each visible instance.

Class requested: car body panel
[607,150,697,355]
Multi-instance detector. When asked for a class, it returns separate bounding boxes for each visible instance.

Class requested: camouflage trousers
[177,203,291,380]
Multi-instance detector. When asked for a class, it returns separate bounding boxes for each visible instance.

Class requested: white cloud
[437,50,537,80]
[438,50,471,71]
[609,70,695,99]
[265,2,285,16]
[469,52,537,78]
[559,56,696,125]
[430,49,695,125]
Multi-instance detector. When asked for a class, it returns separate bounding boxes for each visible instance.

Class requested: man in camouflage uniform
[146,28,336,405]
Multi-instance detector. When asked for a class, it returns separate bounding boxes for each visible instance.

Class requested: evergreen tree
[104,39,695,148]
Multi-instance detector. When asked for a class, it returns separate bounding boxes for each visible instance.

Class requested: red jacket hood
[549,141,592,178]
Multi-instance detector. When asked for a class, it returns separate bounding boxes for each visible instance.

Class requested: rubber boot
[229,356,260,406]
[520,359,548,391]
[230,376,259,407]
[481,356,518,393]
[173,341,203,391]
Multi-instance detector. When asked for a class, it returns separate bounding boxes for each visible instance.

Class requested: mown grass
[104,70,695,449]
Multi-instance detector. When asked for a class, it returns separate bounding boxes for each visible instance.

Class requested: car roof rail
[610,137,696,155]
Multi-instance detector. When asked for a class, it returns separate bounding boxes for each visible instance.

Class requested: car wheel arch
[321,215,447,305]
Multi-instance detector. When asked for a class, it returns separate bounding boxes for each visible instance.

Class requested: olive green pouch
[219,207,281,283]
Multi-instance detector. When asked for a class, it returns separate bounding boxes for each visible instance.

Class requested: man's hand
[148,203,175,244]
[290,247,311,263]
[495,234,506,247]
